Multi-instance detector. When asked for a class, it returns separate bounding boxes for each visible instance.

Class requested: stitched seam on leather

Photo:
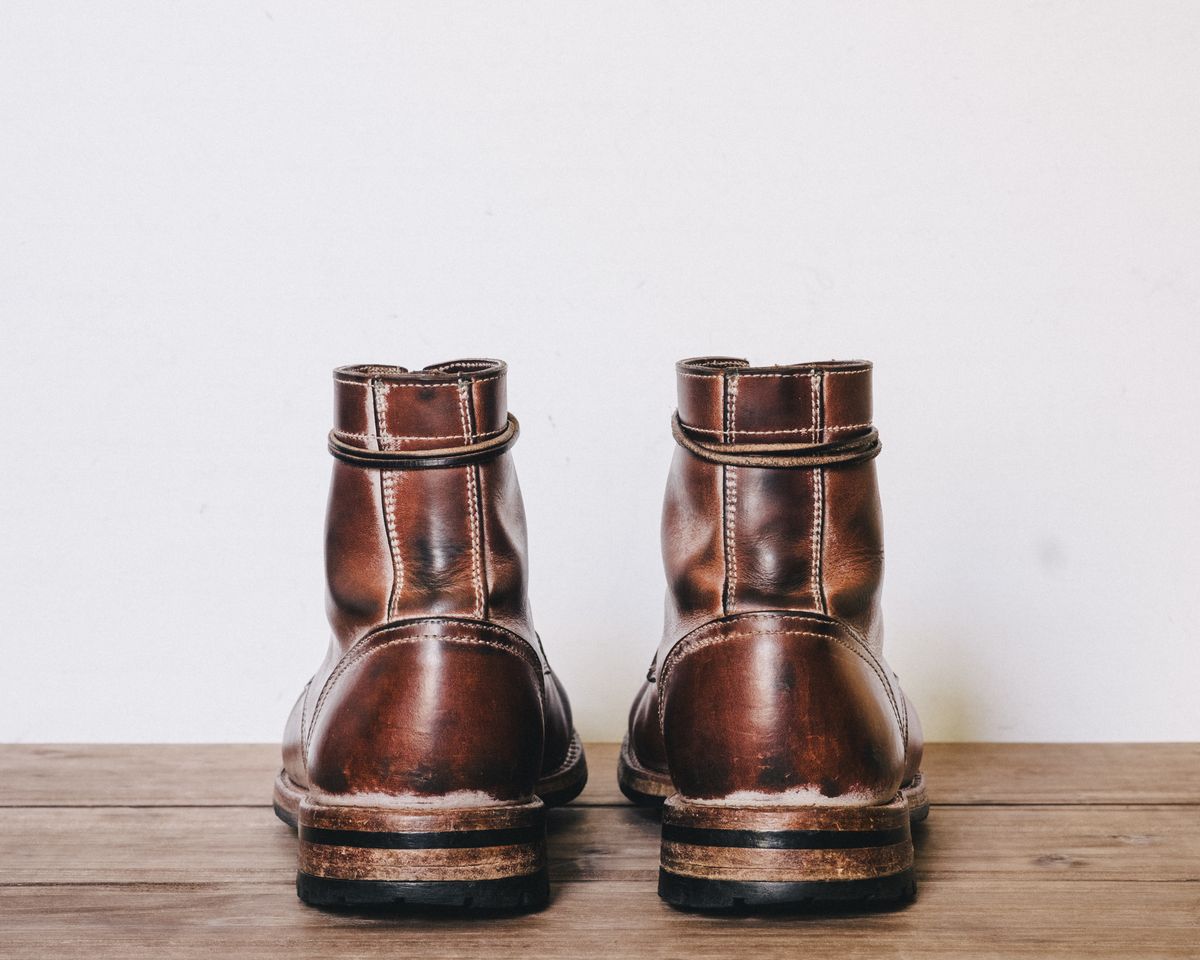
[334,374,504,389]
[298,678,313,776]
[458,381,485,620]
[371,380,405,619]
[725,469,738,610]
[658,613,902,730]
[659,626,902,733]
[370,380,390,450]
[331,425,507,444]
[812,371,827,614]
[679,422,872,437]
[353,618,537,646]
[307,622,545,745]
[677,369,868,381]
[476,463,493,623]
[708,611,881,650]
[726,374,737,444]
[308,633,541,742]
[723,373,739,612]
[313,616,542,707]
[719,377,728,614]
[381,473,403,617]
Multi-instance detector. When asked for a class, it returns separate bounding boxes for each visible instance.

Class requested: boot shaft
[643,357,908,807]
[324,361,535,649]
[280,358,584,819]
[661,357,886,653]
[621,358,923,905]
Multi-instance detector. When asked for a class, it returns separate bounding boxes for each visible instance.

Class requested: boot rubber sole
[273,735,586,911]
[296,871,549,909]
[658,792,916,910]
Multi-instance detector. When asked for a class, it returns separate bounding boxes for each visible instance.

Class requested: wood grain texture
[1,881,1196,960]
[920,742,1200,804]
[0,743,1197,959]
[3,742,1198,807]
[2,805,1197,886]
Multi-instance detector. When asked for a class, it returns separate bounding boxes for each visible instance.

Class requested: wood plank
[0,743,284,808]
[0,879,1196,960]
[2,742,1198,808]
[2,804,1196,886]
[3,743,1197,959]
[920,742,1200,805]
[0,743,626,808]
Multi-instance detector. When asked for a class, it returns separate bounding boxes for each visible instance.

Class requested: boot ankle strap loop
[671,412,880,468]
[328,414,520,469]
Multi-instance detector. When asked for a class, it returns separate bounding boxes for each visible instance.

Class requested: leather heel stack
[658,794,915,909]
[296,797,549,909]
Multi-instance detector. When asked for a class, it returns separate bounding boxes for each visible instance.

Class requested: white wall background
[2,1,1198,743]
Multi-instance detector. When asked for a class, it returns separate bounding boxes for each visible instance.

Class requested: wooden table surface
[1,742,1197,958]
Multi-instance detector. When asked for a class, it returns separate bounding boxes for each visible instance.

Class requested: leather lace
[671,412,880,468]
[328,414,520,469]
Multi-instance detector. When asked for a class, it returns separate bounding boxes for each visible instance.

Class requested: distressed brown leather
[625,358,923,805]
[281,360,579,804]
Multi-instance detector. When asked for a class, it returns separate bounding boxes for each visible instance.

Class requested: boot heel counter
[659,617,905,805]
[306,625,545,803]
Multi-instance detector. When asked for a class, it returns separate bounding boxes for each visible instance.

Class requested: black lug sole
[658,867,916,911]
[296,869,550,910]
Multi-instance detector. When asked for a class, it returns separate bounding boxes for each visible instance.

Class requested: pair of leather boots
[274,357,927,912]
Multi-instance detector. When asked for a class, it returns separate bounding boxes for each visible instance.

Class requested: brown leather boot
[275,360,586,910]
[619,357,927,910]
